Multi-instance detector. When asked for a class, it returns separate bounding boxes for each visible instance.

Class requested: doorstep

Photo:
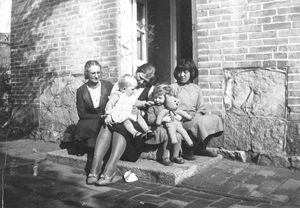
[46,149,223,186]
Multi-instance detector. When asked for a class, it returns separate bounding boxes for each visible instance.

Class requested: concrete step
[46,149,223,186]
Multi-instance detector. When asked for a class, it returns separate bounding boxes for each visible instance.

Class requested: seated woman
[72,60,113,155]
[87,63,160,186]
[171,58,224,160]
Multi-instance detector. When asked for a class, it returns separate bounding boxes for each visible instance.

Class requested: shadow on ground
[0,153,158,208]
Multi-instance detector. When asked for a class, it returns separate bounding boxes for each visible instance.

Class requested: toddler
[105,74,154,140]
[147,84,186,166]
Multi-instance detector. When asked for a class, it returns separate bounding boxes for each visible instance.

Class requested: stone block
[257,153,290,168]
[224,68,287,154]
[38,76,84,142]
[289,156,300,169]
[46,149,223,185]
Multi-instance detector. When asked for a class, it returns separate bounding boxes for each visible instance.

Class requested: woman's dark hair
[173,58,198,82]
[84,60,102,79]
[136,63,157,87]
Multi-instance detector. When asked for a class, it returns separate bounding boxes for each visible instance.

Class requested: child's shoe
[161,157,173,166]
[142,130,155,141]
[172,157,185,164]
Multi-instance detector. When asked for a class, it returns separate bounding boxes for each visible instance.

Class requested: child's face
[154,95,165,105]
[123,85,136,96]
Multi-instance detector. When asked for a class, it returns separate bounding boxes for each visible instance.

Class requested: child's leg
[170,135,184,164]
[172,137,182,158]
[165,123,178,144]
[161,139,173,166]
[123,119,139,137]
[136,113,150,132]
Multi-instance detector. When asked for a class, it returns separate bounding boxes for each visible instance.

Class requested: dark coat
[73,80,113,142]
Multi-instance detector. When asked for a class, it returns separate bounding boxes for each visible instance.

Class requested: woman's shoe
[197,149,218,157]
[161,157,173,166]
[95,172,120,186]
[172,157,185,164]
[182,150,196,161]
[86,174,98,185]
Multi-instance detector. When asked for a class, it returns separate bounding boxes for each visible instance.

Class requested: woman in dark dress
[73,60,113,155]
[87,63,158,186]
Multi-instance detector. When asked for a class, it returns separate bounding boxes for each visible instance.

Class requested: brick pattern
[196,0,300,116]
[10,0,119,105]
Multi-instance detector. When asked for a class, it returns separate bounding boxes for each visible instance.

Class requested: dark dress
[109,86,152,162]
[73,80,113,145]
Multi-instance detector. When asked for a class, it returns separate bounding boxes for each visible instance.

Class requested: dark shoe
[134,132,142,139]
[95,172,121,186]
[86,174,98,185]
[197,149,218,157]
[142,130,155,141]
[161,157,173,166]
[172,157,185,164]
[182,154,196,161]
[182,150,196,161]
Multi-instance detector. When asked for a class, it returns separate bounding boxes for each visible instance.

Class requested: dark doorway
[147,0,193,84]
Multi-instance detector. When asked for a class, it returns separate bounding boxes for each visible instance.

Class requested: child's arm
[135,100,155,108]
[156,109,170,125]
[105,93,120,115]
[176,109,193,120]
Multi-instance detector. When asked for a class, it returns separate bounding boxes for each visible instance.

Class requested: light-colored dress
[107,89,143,123]
[170,83,223,141]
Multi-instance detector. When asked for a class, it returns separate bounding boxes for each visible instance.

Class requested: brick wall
[196,0,300,156]
[10,0,119,105]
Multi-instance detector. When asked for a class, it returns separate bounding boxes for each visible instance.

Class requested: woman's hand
[104,114,114,126]
[162,115,171,123]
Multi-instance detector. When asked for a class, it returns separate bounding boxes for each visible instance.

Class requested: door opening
[147,0,193,84]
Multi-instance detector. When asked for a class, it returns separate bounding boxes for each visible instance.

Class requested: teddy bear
[156,94,194,146]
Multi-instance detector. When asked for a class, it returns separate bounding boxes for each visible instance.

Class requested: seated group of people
[72,59,224,186]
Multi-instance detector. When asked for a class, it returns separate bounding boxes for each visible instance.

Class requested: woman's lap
[73,118,102,145]
[183,113,223,141]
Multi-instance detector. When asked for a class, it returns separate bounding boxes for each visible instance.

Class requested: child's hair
[118,74,138,90]
[152,84,172,98]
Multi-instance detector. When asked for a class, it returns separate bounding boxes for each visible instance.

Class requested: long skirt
[182,113,223,141]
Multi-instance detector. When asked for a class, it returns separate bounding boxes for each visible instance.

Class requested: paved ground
[1,139,300,208]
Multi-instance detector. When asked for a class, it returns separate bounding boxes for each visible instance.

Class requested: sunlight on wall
[0,0,11,33]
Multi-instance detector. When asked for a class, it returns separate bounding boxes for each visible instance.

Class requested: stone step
[46,149,223,186]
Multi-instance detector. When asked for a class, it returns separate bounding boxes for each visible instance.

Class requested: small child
[147,84,187,166]
[105,74,154,140]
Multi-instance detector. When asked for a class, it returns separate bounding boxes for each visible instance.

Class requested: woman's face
[135,72,149,87]
[177,70,191,84]
[87,65,101,84]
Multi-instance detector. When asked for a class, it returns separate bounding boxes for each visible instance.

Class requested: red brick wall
[10,0,119,105]
[196,0,300,154]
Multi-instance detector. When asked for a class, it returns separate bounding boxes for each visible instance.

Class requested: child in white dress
[105,74,154,140]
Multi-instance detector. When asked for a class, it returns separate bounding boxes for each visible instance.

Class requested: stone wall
[196,0,300,168]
